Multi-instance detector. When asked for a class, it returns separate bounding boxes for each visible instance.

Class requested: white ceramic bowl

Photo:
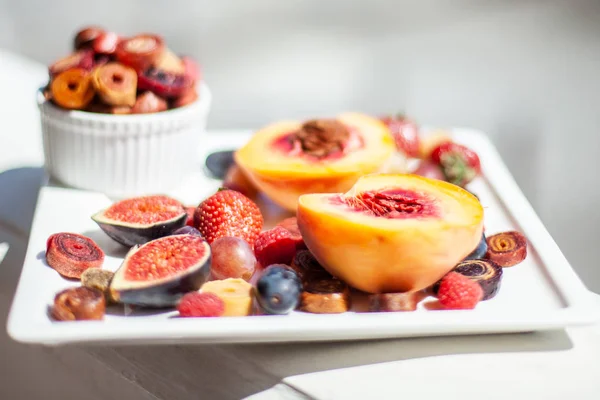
[37,82,212,198]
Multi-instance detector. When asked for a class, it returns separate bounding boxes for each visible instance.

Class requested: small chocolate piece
[433,259,503,300]
[300,278,350,314]
[51,287,106,321]
[369,292,418,312]
[486,231,527,267]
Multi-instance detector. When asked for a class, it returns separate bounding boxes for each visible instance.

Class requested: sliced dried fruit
[50,68,95,110]
[92,195,187,247]
[210,236,256,281]
[177,292,225,317]
[46,233,104,279]
[255,265,302,315]
[131,91,168,114]
[93,31,120,55]
[276,217,306,250]
[200,278,253,317]
[74,26,105,50]
[138,67,194,98]
[437,272,483,310]
[194,189,263,245]
[91,62,137,107]
[155,48,185,74]
[290,250,332,283]
[300,278,350,314]
[116,34,165,71]
[485,231,528,267]
[254,227,296,268]
[81,269,115,302]
[110,234,211,307]
[171,87,198,108]
[50,287,106,321]
[48,49,94,77]
[369,292,419,312]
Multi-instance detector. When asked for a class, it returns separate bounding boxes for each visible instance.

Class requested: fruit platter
[7,114,597,345]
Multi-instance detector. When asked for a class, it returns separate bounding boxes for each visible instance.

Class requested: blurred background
[0,0,599,293]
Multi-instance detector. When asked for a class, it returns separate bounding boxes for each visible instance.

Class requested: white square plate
[6,129,599,346]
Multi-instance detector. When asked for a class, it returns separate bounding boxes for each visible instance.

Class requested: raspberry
[177,292,225,317]
[437,272,483,310]
[254,226,297,268]
[276,217,306,250]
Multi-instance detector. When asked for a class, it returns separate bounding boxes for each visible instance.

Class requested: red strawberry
[431,142,481,187]
[276,217,306,250]
[254,226,297,268]
[380,114,421,158]
[185,206,195,227]
[194,189,263,245]
[437,272,483,310]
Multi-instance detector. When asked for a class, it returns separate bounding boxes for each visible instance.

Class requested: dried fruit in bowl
[138,66,194,98]
[74,26,105,50]
[48,49,94,77]
[50,68,96,109]
[93,31,121,55]
[91,62,138,107]
[131,91,168,114]
[116,34,165,71]
[155,48,185,74]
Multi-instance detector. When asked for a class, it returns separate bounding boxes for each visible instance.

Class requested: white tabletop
[1,49,599,400]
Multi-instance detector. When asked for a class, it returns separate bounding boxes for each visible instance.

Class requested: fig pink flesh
[124,236,206,281]
[104,195,184,224]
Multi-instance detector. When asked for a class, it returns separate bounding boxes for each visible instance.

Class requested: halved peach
[297,174,484,293]
[234,112,396,211]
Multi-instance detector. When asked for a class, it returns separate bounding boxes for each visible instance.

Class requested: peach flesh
[297,174,484,294]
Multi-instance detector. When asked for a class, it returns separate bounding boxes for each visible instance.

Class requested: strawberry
[185,206,195,227]
[430,142,481,187]
[194,189,263,245]
[380,114,420,158]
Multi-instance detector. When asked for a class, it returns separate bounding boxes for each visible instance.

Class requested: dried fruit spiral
[50,68,95,109]
[46,233,104,278]
[486,231,527,267]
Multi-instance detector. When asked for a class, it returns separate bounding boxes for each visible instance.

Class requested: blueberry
[172,226,203,237]
[465,233,488,260]
[255,264,302,315]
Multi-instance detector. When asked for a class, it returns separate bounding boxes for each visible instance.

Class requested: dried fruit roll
[81,269,115,302]
[50,69,95,110]
[91,63,138,107]
[48,49,94,77]
[116,34,165,71]
[291,250,332,283]
[131,91,168,114]
[300,278,350,314]
[369,292,418,312]
[486,231,527,267]
[50,287,106,321]
[46,233,104,279]
[74,26,105,50]
[155,48,185,74]
[138,67,194,98]
[433,259,503,300]
[200,278,253,317]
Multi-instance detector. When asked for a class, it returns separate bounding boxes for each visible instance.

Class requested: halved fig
[110,234,211,307]
[116,34,165,71]
[92,195,187,247]
[297,174,484,293]
[131,91,168,114]
[138,66,194,98]
[48,49,94,77]
[234,112,397,211]
[91,62,137,107]
[74,26,105,50]
[50,68,95,109]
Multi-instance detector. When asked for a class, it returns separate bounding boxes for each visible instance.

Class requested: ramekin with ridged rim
[37,82,212,198]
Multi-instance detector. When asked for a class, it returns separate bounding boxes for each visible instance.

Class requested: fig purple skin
[110,236,211,307]
[92,211,187,247]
